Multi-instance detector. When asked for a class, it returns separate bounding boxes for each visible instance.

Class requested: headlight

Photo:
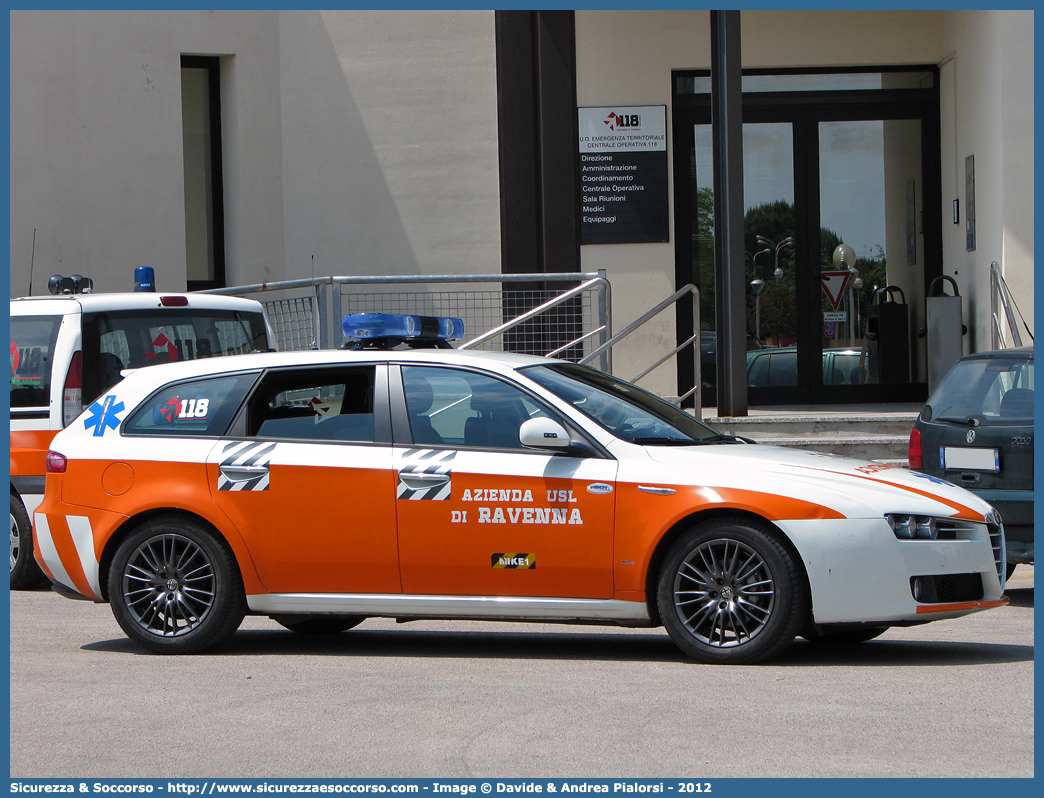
[887,514,938,540]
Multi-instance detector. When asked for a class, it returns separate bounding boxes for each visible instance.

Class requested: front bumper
[778,517,1007,625]
[972,490,1033,564]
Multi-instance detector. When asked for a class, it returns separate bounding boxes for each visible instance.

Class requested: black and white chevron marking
[397,449,455,501]
[218,440,276,492]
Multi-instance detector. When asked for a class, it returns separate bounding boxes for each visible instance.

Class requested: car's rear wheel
[657,517,807,664]
[108,516,245,654]
[271,615,365,635]
[800,625,889,644]
[10,494,46,590]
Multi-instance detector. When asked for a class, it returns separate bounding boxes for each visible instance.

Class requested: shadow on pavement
[82,623,1034,667]
[1005,587,1033,608]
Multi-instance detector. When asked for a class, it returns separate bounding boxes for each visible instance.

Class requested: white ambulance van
[10,278,272,588]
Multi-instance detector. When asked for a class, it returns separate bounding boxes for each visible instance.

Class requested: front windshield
[522,363,722,445]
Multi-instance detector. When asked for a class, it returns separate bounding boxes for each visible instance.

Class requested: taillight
[46,451,68,473]
[160,295,189,307]
[908,427,923,470]
[63,351,83,427]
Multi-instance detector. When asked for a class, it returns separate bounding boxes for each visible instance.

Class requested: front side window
[523,363,722,445]
[10,316,62,408]
[125,373,258,437]
[248,367,376,443]
[402,366,551,450]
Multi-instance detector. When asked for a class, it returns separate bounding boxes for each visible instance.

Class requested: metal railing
[580,284,701,412]
[990,261,1034,349]
[202,272,610,366]
[202,274,703,409]
[458,274,611,372]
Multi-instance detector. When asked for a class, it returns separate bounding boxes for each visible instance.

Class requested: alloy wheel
[10,511,20,573]
[672,537,776,648]
[121,533,216,638]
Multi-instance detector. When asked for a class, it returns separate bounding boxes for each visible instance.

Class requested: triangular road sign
[820,271,852,311]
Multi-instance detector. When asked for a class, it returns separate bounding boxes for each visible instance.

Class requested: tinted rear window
[10,316,62,408]
[81,309,268,405]
[125,372,259,437]
[928,356,1034,425]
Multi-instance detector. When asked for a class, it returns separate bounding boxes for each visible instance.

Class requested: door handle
[219,465,270,482]
[398,472,450,489]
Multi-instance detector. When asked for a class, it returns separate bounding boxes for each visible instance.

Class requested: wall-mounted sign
[578,106,669,245]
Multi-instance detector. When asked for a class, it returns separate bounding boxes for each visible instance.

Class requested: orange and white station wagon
[35,315,1009,663]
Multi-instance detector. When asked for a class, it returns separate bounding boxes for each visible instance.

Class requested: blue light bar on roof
[342,313,465,341]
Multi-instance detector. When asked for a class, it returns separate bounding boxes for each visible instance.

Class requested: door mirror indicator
[519,418,571,449]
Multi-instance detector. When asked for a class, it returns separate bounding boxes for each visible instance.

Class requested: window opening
[181,56,226,290]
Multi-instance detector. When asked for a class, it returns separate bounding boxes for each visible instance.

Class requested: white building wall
[9,10,284,295]
[9,9,501,298]
[278,11,501,283]
[940,11,1034,353]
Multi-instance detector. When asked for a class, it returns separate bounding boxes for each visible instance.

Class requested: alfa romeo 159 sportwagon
[35,316,1008,663]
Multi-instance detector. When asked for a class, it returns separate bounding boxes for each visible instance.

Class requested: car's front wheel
[271,615,365,635]
[657,517,807,664]
[10,493,46,590]
[108,516,246,654]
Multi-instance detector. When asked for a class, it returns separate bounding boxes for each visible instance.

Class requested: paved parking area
[9,568,1033,779]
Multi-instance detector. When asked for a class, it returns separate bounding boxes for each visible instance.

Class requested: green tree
[693,186,715,330]
[697,195,882,344]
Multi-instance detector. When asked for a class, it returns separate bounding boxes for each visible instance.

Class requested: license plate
[941,447,999,471]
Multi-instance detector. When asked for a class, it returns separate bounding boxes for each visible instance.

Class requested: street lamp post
[756,235,794,282]
[750,279,765,343]
[849,268,863,348]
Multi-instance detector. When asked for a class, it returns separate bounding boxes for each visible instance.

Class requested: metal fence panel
[261,295,321,351]
[341,288,594,361]
[205,273,607,363]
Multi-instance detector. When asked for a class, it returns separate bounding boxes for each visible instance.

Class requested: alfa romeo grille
[986,512,1006,583]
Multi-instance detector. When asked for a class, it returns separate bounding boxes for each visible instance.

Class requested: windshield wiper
[936,416,980,427]
[698,433,753,444]
[631,436,698,445]
[631,434,750,446]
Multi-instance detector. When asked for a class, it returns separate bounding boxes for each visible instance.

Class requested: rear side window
[125,373,258,437]
[10,316,62,408]
[748,351,797,387]
[247,366,376,443]
[81,309,269,405]
[928,357,1035,425]
[747,353,770,387]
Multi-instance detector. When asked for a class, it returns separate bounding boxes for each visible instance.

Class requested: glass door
[816,118,926,401]
[673,69,940,405]
[686,120,807,405]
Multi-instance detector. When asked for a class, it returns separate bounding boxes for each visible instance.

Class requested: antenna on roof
[28,228,36,296]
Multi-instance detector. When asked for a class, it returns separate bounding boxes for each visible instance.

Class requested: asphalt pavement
[9,567,1034,779]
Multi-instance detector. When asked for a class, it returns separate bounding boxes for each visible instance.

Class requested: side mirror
[519,417,571,450]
